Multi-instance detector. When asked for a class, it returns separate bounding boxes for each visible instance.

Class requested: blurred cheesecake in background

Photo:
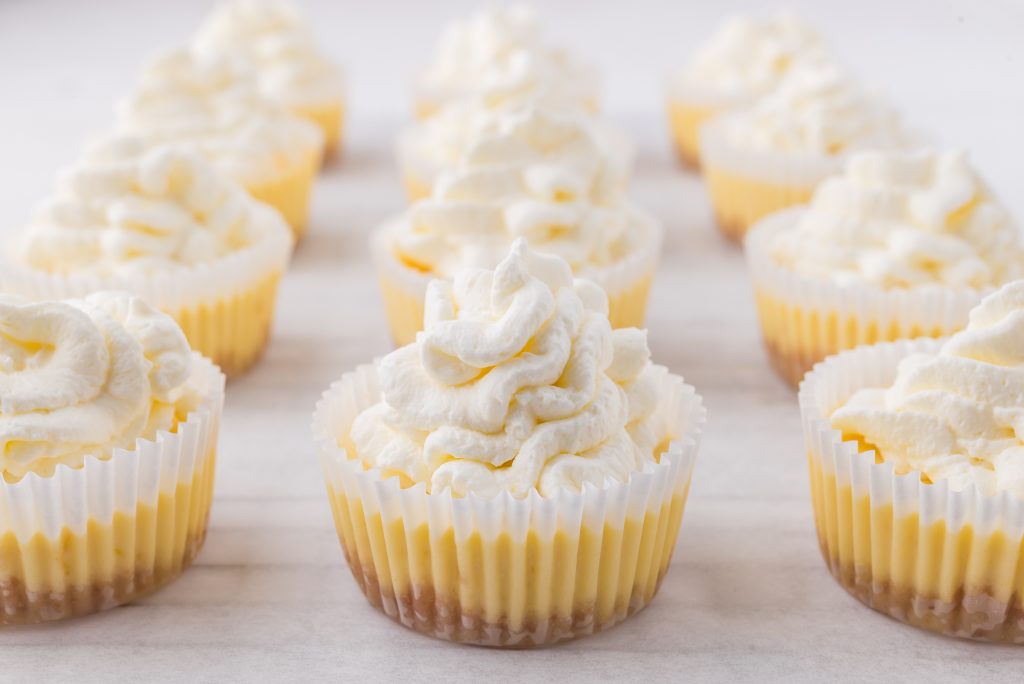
[194,0,346,156]
[411,4,600,119]
[666,13,833,168]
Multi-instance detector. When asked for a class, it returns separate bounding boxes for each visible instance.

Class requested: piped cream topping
[720,63,908,155]
[403,95,631,192]
[194,0,343,108]
[417,5,598,111]
[351,240,662,498]
[771,150,1024,289]
[117,48,323,183]
[18,141,289,277]
[832,280,1024,499]
[679,13,831,97]
[0,292,198,481]
[394,106,646,277]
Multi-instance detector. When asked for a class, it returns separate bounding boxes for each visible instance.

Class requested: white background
[1,1,1023,682]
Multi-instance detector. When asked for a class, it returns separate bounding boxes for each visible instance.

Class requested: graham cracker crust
[0,529,207,625]
[763,337,816,389]
[713,211,747,243]
[345,554,666,648]
[817,540,1024,643]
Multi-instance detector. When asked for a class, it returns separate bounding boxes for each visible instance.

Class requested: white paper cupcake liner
[0,354,225,624]
[312,363,705,647]
[745,208,987,387]
[800,339,1024,643]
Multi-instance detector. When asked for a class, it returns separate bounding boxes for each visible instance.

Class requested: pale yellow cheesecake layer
[174,270,283,378]
[666,98,721,169]
[808,454,1024,643]
[0,453,217,625]
[378,265,654,348]
[245,147,323,239]
[705,169,815,242]
[753,287,952,388]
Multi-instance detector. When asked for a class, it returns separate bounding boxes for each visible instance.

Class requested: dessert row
[3,1,345,377]
[1,3,1022,649]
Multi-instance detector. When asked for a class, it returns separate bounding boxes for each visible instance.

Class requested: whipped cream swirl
[394,106,646,277]
[832,280,1024,498]
[18,141,284,277]
[404,95,630,190]
[721,63,908,155]
[194,0,343,108]
[679,13,831,96]
[418,5,597,111]
[0,292,197,481]
[352,240,662,498]
[771,150,1024,289]
[117,49,323,183]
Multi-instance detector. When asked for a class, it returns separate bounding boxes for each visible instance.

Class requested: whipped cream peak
[722,62,908,155]
[194,0,343,107]
[117,48,322,183]
[352,241,662,498]
[832,280,1024,499]
[399,83,606,180]
[395,105,643,277]
[419,5,597,111]
[0,292,196,480]
[19,141,282,277]
[681,12,831,96]
[771,149,1023,289]
[425,5,542,84]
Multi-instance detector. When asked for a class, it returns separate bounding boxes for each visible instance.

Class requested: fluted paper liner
[746,208,987,388]
[0,354,225,625]
[699,115,845,241]
[312,363,705,647]
[800,339,1024,643]
[369,217,663,347]
[1,209,292,377]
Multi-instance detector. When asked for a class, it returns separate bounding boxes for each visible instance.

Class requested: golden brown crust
[346,560,667,648]
[762,336,817,388]
[819,542,1024,643]
[0,530,207,626]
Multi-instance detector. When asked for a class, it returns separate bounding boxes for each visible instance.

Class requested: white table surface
[2,1,1023,681]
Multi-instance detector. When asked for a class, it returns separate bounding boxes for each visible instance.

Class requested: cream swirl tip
[0,292,197,481]
[680,13,831,96]
[351,240,662,498]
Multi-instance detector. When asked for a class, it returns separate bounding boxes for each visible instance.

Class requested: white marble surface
[2,1,1024,681]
